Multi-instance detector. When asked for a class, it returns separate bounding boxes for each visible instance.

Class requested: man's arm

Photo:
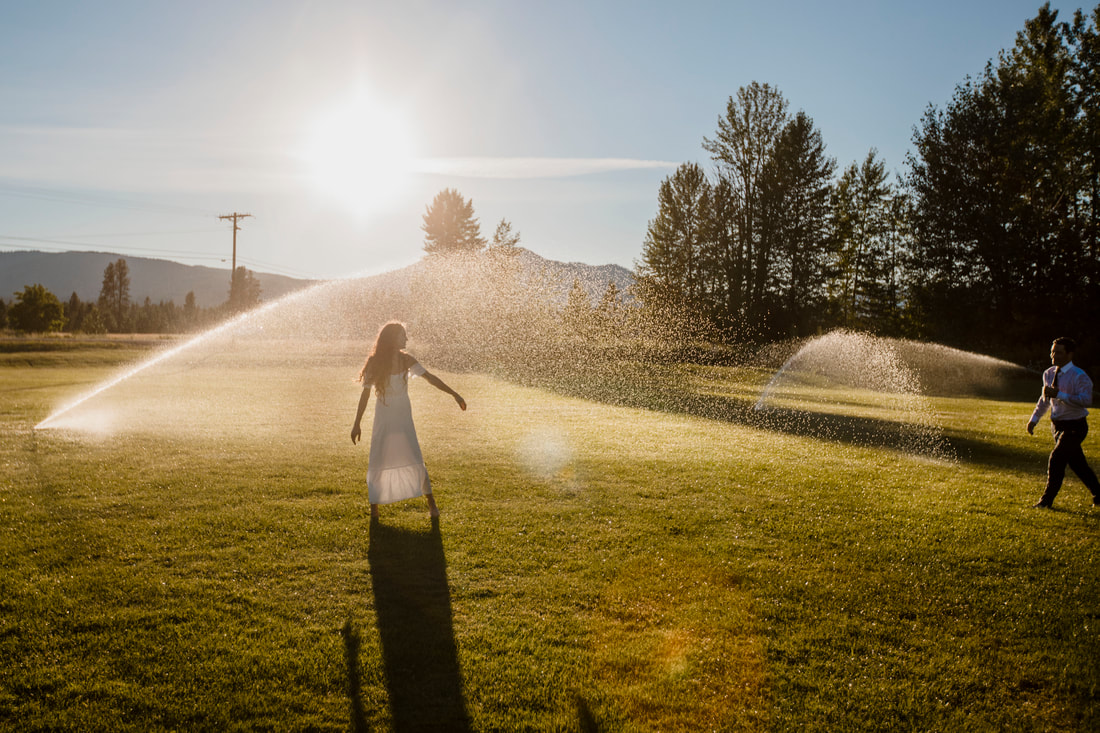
[1028,369,1052,432]
[1060,369,1094,409]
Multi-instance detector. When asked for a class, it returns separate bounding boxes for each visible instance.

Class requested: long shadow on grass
[518,369,1045,472]
[367,517,471,732]
[752,407,1048,472]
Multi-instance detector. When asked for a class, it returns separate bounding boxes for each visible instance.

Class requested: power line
[0,182,218,218]
[0,236,225,260]
[0,230,221,245]
[232,256,323,280]
[1,230,332,281]
[46,228,224,239]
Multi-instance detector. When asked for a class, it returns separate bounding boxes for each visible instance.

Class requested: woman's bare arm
[421,369,467,411]
[351,386,371,443]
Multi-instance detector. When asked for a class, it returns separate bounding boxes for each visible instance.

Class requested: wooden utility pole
[218,212,252,273]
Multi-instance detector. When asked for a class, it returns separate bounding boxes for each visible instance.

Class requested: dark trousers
[1042,418,1100,504]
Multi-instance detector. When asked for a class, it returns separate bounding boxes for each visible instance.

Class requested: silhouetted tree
[703,82,790,323]
[81,306,107,334]
[10,284,65,333]
[489,218,521,255]
[227,267,262,312]
[759,111,837,336]
[98,258,130,332]
[832,150,896,331]
[906,3,1092,350]
[63,292,85,333]
[1073,5,1100,261]
[422,188,486,256]
[638,162,714,310]
[133,297,151,333]
[183,291,198,330]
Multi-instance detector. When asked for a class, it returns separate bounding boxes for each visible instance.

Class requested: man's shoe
[1032,501,1053,509]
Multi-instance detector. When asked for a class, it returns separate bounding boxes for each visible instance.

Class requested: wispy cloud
[0,125,679,196]
[413,157,678,179]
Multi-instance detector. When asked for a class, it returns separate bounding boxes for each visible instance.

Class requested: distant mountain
[345,247,636,306]
[513,248,635,302]
[0,248,635,309]
[0,251,315,308]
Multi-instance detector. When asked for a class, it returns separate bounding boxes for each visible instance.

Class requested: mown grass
[1,339,1098,731]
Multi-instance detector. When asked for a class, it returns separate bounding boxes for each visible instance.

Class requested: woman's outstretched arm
[421,370,467,411]
[351,386,371,444]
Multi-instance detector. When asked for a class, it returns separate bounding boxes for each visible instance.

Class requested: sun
[299,89,419,218]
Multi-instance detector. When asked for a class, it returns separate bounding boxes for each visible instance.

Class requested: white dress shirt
[1030,361,1093,424]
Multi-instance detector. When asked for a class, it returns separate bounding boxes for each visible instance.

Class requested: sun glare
[299,89,419,218]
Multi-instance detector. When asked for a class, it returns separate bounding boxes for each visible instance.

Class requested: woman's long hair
[358,321,407,402]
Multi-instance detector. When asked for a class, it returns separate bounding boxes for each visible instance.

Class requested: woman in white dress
[350,322,466,519]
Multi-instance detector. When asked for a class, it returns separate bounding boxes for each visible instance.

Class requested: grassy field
[1,338,1098,731]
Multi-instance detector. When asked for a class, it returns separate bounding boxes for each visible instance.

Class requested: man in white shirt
[1027,336,1100,509]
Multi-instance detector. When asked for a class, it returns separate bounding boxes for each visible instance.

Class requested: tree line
[637,3,1100,360]
[1,257,262,334]
[13,4,1090,360]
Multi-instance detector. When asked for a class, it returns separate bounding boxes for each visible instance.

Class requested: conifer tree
[638,162,713,309]
[703,82,790,322]
[906,2,1092,347]
[489,218,521,254]
[832,150,893,331]
[98,258,130,332]
[759,111,836,335]
[422,189,486,255]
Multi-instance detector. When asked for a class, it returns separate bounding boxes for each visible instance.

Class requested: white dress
[367,363,432,504]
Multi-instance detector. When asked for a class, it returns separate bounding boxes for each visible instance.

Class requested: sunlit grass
[1,341,1098,731]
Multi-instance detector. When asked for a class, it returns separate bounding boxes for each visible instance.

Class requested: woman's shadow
[360,517,471,732]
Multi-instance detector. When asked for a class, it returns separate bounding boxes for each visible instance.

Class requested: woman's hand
[351,423,362,444]
[455,394,467,411]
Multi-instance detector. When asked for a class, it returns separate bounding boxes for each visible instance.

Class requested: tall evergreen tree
[759,111,836,335]
[832,151,894,331]
[703,82,790,322]
[183,291,198,330]
[705,178,740,329]
[906,3,1087,348]
[422,188,486,255]
[63,292,86,333]
[98,258,130,332]
[1071,5,1100,322]
[637,163,714,310]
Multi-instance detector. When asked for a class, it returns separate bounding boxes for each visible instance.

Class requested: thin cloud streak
[0,124,677,194]
[414,157,679,179]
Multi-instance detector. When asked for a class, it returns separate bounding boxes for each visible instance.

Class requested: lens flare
[298,87,419,218]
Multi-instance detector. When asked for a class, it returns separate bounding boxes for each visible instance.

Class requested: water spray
[33,281,336,430]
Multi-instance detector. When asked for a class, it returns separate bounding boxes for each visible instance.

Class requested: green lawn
[1,338,1097,731]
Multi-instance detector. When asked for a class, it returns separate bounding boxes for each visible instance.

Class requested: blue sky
[0,1,1073,280]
